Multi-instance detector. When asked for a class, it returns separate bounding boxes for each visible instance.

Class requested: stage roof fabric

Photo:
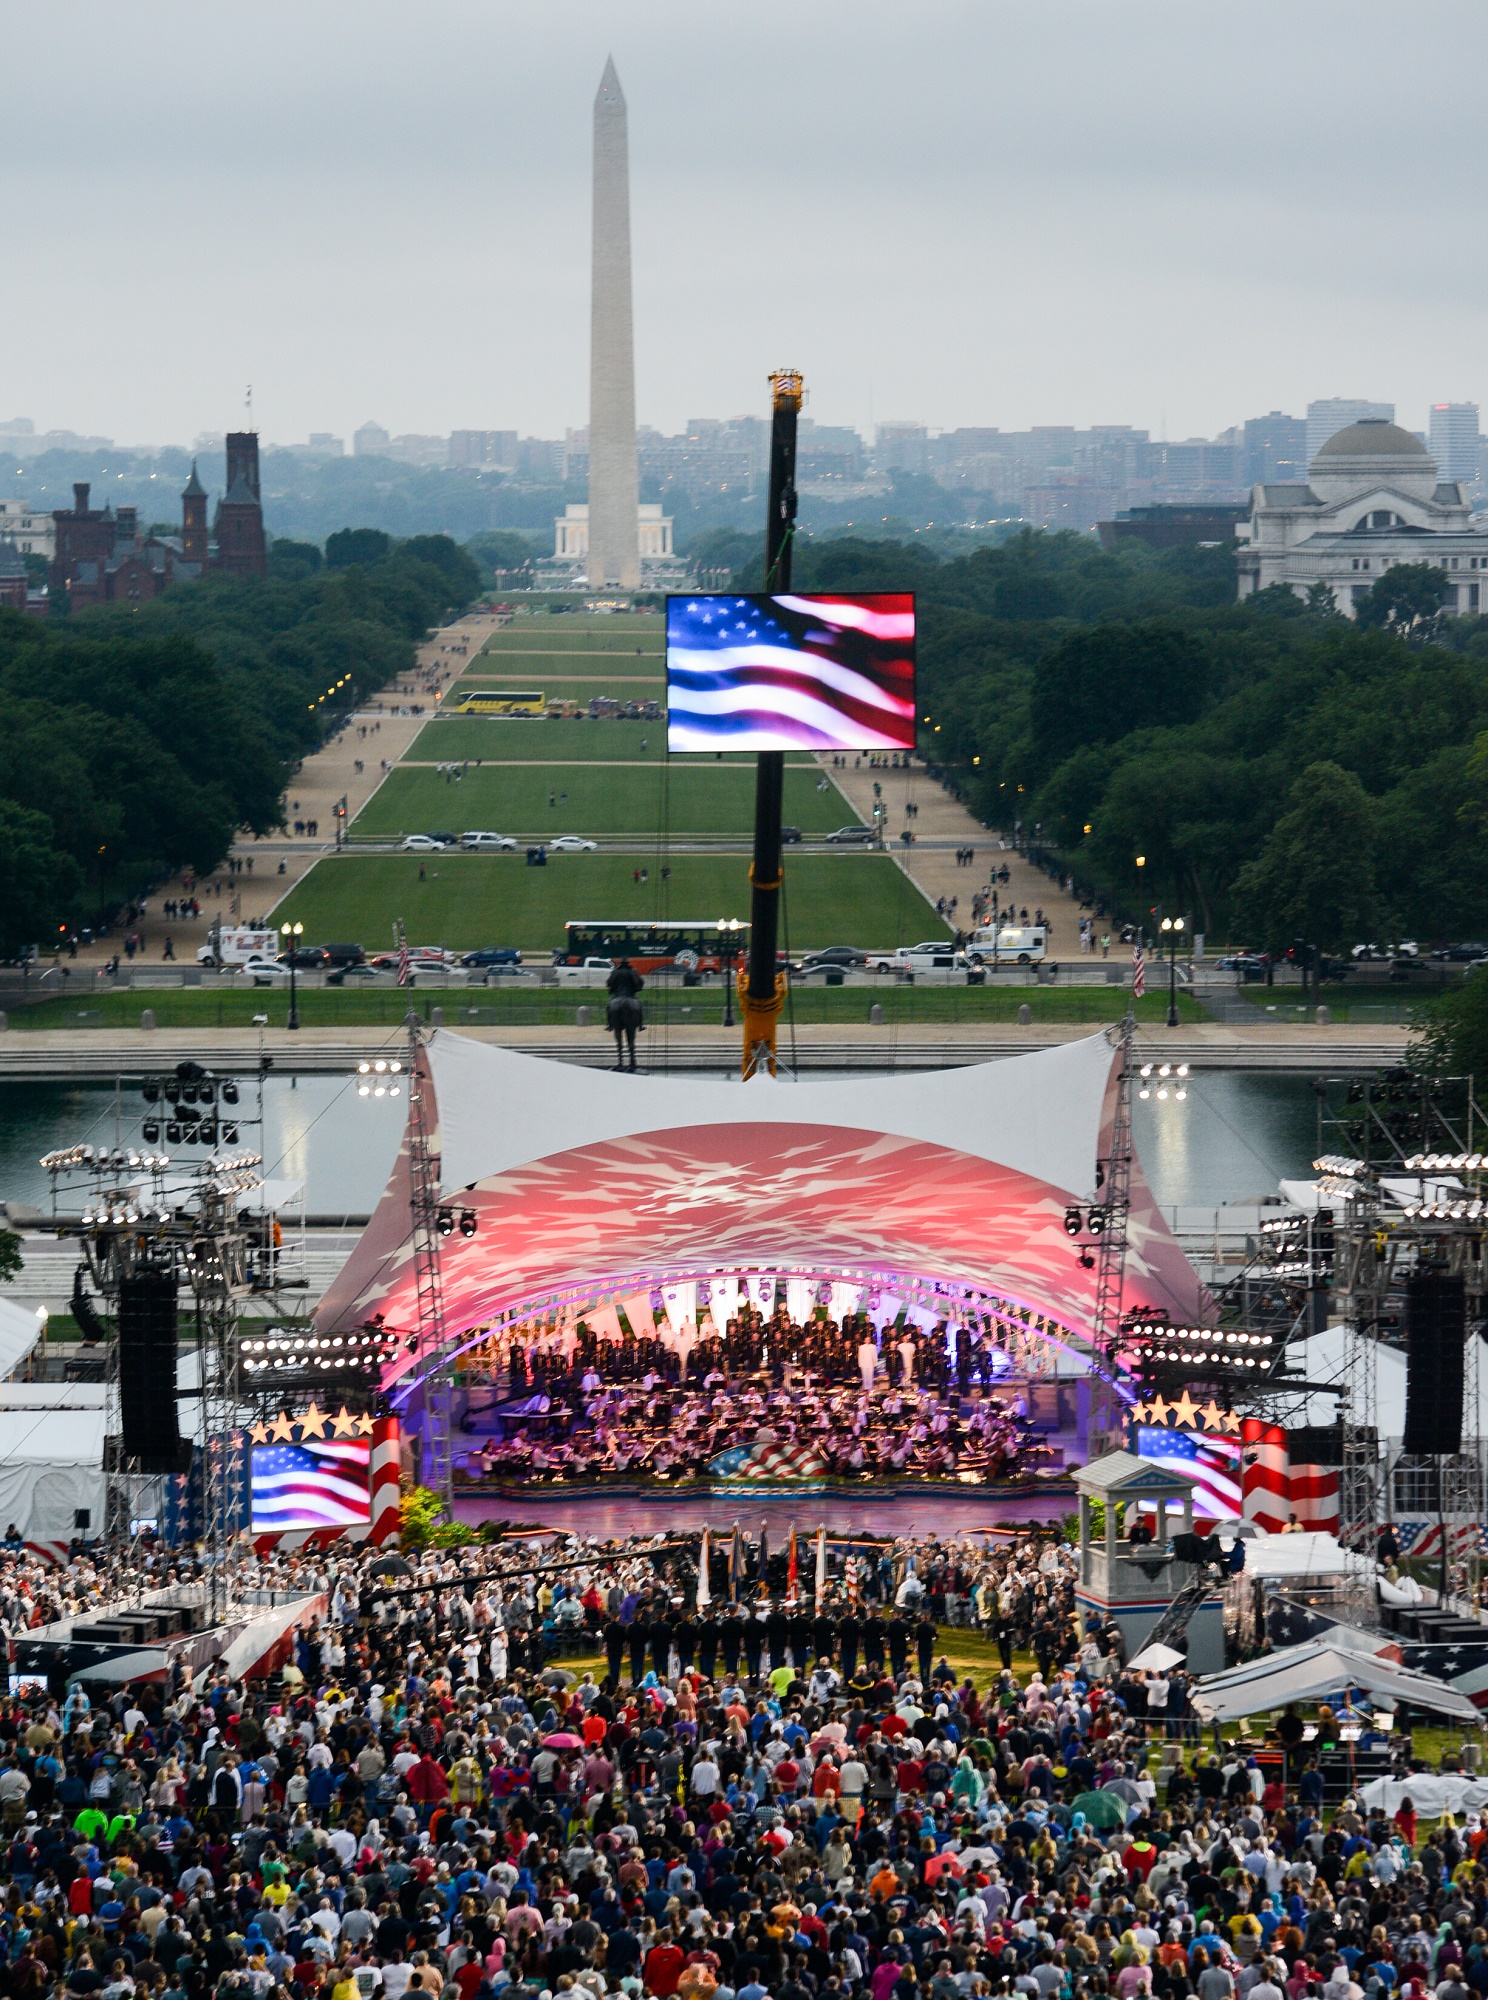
[1190,1639,1480,1723]
[318,1031,1208,1389]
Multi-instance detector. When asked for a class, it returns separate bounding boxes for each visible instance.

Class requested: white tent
[0,1407,107,1544]
[0,1297,45,1379]
[1191,1639,1481,1724]
[1277,1323,1488,1439]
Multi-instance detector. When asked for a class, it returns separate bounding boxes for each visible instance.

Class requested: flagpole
[697,1527,711,1610]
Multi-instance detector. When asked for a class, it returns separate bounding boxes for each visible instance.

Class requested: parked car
[781,826,803,844]
[1351,943,1388,961]
[1215,952,1270,975]
[825,824,876,844]
[366,949,455,973]
[867,940,962,973]
[461,831,517,851]
[1434,942,1488,962]
[400,834,448,851]
[278,945,330,970]
[549,835,599,852]
[462,947,523,968]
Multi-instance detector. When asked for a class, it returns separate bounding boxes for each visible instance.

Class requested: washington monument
[589,57,640,590]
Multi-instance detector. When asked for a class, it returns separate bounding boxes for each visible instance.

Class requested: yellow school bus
[450,689,544,716]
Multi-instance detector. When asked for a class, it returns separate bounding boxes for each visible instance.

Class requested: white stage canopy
[1191,1639,1481,1724]
[317,1030,1210,1392]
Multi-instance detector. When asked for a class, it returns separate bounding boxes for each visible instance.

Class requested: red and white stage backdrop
[1241,1418,1340,1532]
[317,1031,1212,1405]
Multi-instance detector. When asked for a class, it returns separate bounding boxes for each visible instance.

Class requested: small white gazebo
[1073,1449,1224,1672]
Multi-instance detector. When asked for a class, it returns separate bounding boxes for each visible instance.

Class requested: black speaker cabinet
[117,1270,187,1474]
[1403,1268,1467,1456]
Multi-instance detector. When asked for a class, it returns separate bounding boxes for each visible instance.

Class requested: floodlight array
[1403,1152,1484,1172]
[1402,1197,1487,1221]
[1128,1322,1276,1370]
[355,1059,404,1100]
[1137,1062,1188,1102]
[237,1326,397,1375]
[1313,1155,1371,1179]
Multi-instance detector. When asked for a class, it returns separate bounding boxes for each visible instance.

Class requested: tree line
[0,532,479,955]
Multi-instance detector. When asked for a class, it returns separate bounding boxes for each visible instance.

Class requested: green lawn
[480,632,663,657]
[272,852,937,951]
[13,984,1201,1032]
[445,678,664,708]
[351,764,854,839]
[408,719,815,766]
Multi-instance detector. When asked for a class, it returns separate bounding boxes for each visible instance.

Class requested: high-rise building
[1429,403,1480,487]
[353,420,391,457]
[876,422,929,475]
[1242,412,1307,486]
[1306,398,1393,468]
[587,58,639,590]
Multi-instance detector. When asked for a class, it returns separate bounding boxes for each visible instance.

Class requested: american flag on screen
[251,1438,371,1531]
[1135,1426,1243,1524]
[666,593,916,752]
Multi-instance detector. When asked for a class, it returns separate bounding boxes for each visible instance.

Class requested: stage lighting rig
[235,1323,398,1388]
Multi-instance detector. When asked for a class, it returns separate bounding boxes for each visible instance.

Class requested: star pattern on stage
[269,1410,296,1442]
[249,1421,269,1445]
[331,1406,358,1438]
[1200,1399,1225,1431]
[1169,1388,1200,1428]
[1145,1393,1169,1425]
[298,1400,328,1439]
[355,1412,375,1434]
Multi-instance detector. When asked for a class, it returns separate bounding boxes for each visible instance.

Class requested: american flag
[250,1438,371,1532]
[1132,946,1145,998]
[1135,1425,1242,1524]
[666,593,916,752]
[397,939,410,986]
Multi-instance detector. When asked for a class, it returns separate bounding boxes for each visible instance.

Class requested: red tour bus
[553,919,750,975]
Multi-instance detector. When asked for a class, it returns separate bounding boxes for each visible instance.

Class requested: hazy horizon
[6,0,1486,448]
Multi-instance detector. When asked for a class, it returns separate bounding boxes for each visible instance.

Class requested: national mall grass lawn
[272,852,935,951]
[352,763,851,839]
[408,719,815,765]
[13,983,1203,1032]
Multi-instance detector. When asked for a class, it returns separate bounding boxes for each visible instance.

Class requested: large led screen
[250,1436,370,1532]
[666,593,916,753]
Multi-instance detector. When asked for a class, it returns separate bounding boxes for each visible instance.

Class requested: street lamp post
[1160,914,1185,1029]
[281,919,304,1030]
[717,918,743,1028]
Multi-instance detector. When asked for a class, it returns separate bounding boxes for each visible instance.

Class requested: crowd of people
[0,1519,1455,2000]
[470,1385,1050,1490]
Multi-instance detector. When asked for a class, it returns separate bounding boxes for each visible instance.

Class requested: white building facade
[1235,419,1488,617]
[0,500,53,560]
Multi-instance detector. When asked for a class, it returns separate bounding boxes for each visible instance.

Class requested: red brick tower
[213,431,267,579]
[181,461,209,565]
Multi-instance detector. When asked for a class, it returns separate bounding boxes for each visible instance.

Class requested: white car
[549,835,598,852]
[400,834,449,852]
[461,831,517,851]
[235,957,293,986]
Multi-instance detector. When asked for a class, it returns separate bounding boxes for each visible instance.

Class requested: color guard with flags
[786,1525,798,1602]
[697,1527,711,1609]
[814,1523,827,1608]
[728,1521,742,1600]
[1132,944,1145,998]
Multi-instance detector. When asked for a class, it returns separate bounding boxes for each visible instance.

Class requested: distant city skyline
[4,1,1488,448]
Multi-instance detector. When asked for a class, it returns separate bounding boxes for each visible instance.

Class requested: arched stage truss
[316,1030,1210,1481]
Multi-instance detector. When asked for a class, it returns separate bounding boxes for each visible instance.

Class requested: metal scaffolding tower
[1089,1011,1136,1453]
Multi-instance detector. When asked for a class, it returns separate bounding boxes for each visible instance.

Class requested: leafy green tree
[1028,622,1212,779]
[0,1230,20,1284]
[1411,971,1488,1079]
[325,527,393,570]
[464,531,540,576]
[269,538,322,581]
[1231,761,1378,952]
[1355,562,1451,638]
[0,798,82,953]
[1303,580,1342,618]
[401,536,480,604]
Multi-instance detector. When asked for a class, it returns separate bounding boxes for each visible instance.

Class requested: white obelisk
[588,57,640,591]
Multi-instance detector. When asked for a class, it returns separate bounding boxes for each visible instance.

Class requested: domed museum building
[1236,416,1488,614]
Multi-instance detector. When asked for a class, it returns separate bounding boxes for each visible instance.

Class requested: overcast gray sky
[6,0,1487,447]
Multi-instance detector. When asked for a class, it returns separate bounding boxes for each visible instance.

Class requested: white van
[968,924,1047,965]
[197,922,279,969]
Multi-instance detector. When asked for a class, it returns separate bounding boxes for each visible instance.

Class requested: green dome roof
[1315,419,1429,459]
